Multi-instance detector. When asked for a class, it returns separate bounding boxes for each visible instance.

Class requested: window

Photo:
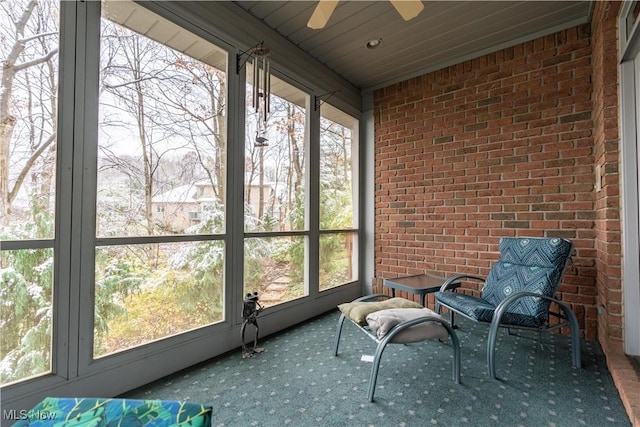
[94,0,227,357]
[244,66,309,307]
[319,104,358,290]
[0,0,361,404]
[626,2,640,39]
[0,0,60,386]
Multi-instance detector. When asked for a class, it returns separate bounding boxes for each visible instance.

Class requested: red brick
[373,10,623,364]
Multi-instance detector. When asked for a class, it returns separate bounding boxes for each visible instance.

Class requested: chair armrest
[439,274,485,292]
[491,291,576,326]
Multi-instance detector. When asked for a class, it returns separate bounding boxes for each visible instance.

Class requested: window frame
[75,0,238,374]
[318,103,360,291]
[0,0,76,394]
[242,65,315,308]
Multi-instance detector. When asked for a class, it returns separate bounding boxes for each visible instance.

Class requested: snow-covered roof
[152,184,199,203]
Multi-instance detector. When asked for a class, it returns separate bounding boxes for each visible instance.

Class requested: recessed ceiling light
[366,38,382,49]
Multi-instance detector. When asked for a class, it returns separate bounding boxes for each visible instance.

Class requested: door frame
[619,1,640,356]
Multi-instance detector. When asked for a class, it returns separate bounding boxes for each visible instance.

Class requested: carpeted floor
[121,310,631,427]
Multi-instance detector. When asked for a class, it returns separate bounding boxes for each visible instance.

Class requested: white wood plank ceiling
[232,1,592,91]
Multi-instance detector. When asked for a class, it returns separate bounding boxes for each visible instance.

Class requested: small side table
[383,273,459,306]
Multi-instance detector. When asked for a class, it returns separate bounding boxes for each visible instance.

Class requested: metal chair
[435,237,580,379]
[333,295,460,401]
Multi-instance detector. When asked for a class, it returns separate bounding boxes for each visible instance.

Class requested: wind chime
[253,43,270,124]
[237,41,271,125]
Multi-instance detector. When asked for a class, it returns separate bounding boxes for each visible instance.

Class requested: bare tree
[99,20,230,236]
[153,55,227,202]
[100,23,168,235]
[0,0,58,224]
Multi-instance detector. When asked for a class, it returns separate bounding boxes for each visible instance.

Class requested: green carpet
[121,310,630,427]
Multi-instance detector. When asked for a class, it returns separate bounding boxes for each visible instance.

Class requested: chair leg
[438,321,461,384]
[559,302,582,369]
[487,318,501,379]
[435,303,457,329]
[368,340,387,402]
[368,318,461,402]
[487,297,583,379]
[571,323,582,369]
[333,314,347,356]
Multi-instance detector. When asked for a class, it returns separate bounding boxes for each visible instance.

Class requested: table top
[383,273,455,294]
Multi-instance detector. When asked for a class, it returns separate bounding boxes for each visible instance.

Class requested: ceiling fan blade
[389,0,424,21]
[307,0,339,29]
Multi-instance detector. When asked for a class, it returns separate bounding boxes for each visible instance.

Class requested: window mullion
[308,95,321,298]
[56,0,83,381]
[74,0,102,375]
[227,49,245,326]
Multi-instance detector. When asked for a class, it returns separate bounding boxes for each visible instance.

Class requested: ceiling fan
[307,0,424,30]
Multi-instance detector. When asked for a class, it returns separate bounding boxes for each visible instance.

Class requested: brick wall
[591,1,623,352]
[373,24,598,339]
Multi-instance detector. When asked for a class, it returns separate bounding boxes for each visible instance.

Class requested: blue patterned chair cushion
[481,237,572,326]
[438,237,572,328]
[434,292,495,322]
[435,291,543,327]
[12,397,213,427]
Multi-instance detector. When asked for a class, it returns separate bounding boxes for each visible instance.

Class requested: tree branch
[14,47,58,72]
[8,132,56,204]
[18,30,59,45]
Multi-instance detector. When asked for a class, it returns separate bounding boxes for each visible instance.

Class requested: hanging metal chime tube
[253,58,258,111]
[265,58,270,116]
[263,55,268,122]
